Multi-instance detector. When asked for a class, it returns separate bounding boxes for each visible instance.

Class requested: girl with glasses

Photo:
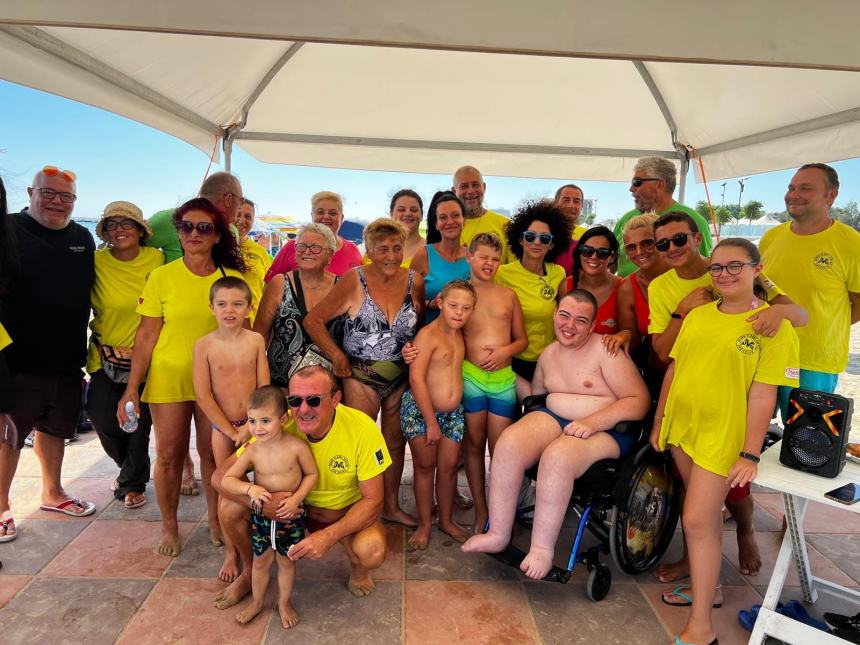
[567,226,623,337]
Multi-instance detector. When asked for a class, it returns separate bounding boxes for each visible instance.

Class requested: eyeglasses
[286,392,333,408]
[522,231,553,245]
[42,165,77,182]
[655,232,693,252]
[295,242,324,254]
[177,220,216,235]
[707,261,756,277]
[580,245,614,260]
[631,177,660,188]
[103,219,139,232]
[624,239,656,254]
[33,187,77,204]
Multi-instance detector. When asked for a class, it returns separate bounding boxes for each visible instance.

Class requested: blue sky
[2,80,858,223]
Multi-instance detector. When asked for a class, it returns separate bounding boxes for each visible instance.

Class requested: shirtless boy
[461,233,528,534]
[401,279,476,549]
[193,276,269,582]
[221,386,318,629]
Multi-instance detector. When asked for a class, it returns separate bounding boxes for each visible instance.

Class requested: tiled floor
[2,432,860,645]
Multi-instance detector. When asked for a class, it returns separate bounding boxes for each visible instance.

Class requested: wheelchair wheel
[586,563,612,601]
[609,448,681,575]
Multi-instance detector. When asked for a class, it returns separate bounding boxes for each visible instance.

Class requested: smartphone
[824,483,860,505]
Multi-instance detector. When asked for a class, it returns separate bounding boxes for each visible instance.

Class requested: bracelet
[670,311,684,320]
[739,451,760,463]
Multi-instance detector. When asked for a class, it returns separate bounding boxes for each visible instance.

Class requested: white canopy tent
[2,0,859,201]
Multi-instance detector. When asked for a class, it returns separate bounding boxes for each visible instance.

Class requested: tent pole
[678,152,690,203]
[223,135,233,172]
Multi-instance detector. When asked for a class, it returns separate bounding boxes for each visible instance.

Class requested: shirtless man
[462,290,650,580]
[192,276,269,582]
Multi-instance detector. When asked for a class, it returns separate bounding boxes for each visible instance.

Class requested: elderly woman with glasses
[118,197,248,559]
[266,191,362,280]
[496,201,571,400]
[254,223,339,389]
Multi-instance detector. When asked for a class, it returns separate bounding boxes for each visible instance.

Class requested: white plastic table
[750,441,860,644]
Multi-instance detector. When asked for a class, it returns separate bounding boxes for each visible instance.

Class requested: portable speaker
[779,389,853,478]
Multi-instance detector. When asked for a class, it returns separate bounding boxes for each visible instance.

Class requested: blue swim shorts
[400,388,465,443]
[533,407,636,457]
[461,360,517,419]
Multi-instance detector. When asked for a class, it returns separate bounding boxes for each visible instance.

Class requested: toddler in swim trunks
[401,280,476,550]
[221,386,318,629]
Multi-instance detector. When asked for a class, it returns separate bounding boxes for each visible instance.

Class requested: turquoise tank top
[424,244,470,323]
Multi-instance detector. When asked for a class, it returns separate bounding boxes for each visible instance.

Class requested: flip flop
[674,637,718,645]
[662,585,723,608]
[39,497,96,517]
[737,602,785,631]
[0,511,16,543]
[779,600,829,632]
[124,492,147,509]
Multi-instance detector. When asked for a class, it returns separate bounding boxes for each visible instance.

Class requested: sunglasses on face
[177,220,216,235]
[295,242,324,254]
[655,232,693,252]
[103,219,139,232]
[708,261,756,277]
[624,239,656,254]
[42,165,77,183]
[631,177,660,188]
[33,187,77,204]
[286,392,332,408]
[522,231,553,245]
[580,245,614,260]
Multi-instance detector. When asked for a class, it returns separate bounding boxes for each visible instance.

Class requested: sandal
[124,492,147,509]
[0,510,16,542]
[674,637,718,645]
[39,497,96,517]
[662,585,722,608]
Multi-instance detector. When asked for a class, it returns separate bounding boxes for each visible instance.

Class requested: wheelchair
[488,395,682,602]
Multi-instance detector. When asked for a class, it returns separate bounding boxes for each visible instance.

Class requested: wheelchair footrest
[487,543,571,584]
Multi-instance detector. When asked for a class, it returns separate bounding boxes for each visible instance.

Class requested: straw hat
[95,201,153,243]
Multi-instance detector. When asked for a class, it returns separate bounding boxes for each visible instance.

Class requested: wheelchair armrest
[522,394,548,414]
[613,420,642,434]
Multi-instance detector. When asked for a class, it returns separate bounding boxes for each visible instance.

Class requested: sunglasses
[103,219,139,232]
[286,392,332,408]
[42,165,77,182]
[708,261,756,277]
[522,231,553,245]
[631,177,660,188]
[580,245,614,260]
[655,232,693,252]
[33,187,77,204]
[295,242,324,254]
[177,220,216,235]
[624,239,656,254]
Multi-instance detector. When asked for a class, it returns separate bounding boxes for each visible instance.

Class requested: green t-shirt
[145,209,183,263]
[613,202,714,278]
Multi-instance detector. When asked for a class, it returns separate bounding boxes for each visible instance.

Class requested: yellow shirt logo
[735,333,760,355]
[813,252,834,270]
[328,454,349,475]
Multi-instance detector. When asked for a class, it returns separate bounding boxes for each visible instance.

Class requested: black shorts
[3,372,82,450]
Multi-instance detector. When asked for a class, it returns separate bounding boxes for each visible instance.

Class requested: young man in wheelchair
[462,289,651,580]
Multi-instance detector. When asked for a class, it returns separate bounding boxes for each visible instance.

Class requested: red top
[628,273,650,337]
[593,278,622,335]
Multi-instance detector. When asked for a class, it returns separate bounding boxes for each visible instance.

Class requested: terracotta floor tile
[808,533,860,584]
[406,527,521,582]
[0,574,30,608]
[42,520,195,578]
[640,584,762,645]
[645,530,747,587]
[12,475,116,520]
[0,518,88,574]
[117,578,269,645]
[296,522,403,581]
[525,580,668,644]
[265,580,401,644]
[0,577,153,645]
[164,522,231,579]
[754,495,860,533]
[97,480,209,522]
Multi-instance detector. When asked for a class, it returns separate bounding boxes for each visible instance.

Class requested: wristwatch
[739,451,760,463]
[670,311,684,320]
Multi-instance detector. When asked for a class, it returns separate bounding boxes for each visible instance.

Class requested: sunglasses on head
[522,230,553,245]
[580,245,614,260]
[631,177,660,188]
[286,392,332,408]
[177,220,216,235]
[42,165,77,182]
[624,239,656,254]
[655,232,692,252]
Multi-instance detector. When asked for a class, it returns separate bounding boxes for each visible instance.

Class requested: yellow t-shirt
[87,247,164,373]
[461,210,511,264]
[136,259,243,403]
[495,260,566,362]
[648,268,783,335]
[0,323,11,351]
[658,301,799,476]
[572,224,588,241]
[236,404,391,510]
[240,238,272,325]
[760,221,860,373]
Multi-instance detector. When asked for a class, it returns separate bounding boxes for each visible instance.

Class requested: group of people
[0,158,858,645]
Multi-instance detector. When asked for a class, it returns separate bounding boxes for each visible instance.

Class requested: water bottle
[123,401,138,434]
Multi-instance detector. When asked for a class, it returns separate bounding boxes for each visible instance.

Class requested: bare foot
[180,477,199,496]
[438,520,470,544]
[219,551,240,583]
[455,492,474,510]
[156,530,182,557]
[347,564,375,597]
[471,510,488,536]
[520,545,554,580]
[235,599,264,624]
[278,600,300,629]
[214,574,251,610]
[737,528,761,576]
[407,525,431,551]
[381,508,418,528]
[461,531,509,553]
[652,558,690,583]
[209,525,224,547]
[674,627,716,645]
